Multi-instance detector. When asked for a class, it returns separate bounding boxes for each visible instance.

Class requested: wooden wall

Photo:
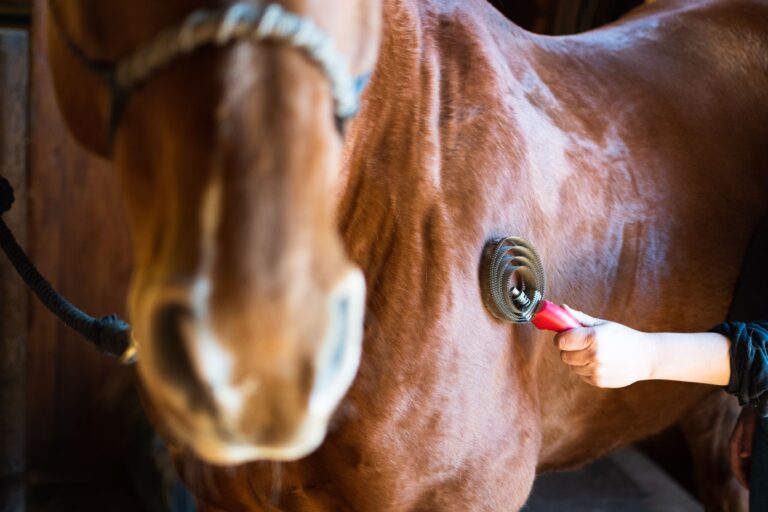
[0,1,29,28]
[27,0,137,483]
[0,28,28,512]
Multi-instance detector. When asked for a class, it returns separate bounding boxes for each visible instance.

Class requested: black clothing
[711,321,768,417]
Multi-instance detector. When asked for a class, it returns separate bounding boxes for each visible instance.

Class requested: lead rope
[0,176,135,363]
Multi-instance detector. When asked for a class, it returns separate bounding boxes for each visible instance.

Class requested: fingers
[552,311,646,389]
[554,308,607,351]
[563,305,603,327]
[555,327,595,352]
[558,337,599,384]
[570,364,594,378]
[560,347,593,367]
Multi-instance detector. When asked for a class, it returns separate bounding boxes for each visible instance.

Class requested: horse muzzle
[133,268,367,463]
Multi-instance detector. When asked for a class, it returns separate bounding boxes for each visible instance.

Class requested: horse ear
[46,8,113,158]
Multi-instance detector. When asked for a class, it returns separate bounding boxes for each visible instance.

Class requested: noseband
[49,0,370,146]
[0,1,372,364]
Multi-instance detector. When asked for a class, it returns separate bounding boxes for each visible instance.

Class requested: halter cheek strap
[50,0,372,147]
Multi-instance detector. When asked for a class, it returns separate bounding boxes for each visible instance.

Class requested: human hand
[730,406,757,489]
[553,306,657,388]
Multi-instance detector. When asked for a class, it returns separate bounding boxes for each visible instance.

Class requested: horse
[47,0,768,510]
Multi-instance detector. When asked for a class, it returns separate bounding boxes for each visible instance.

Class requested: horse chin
[189,416,329,465]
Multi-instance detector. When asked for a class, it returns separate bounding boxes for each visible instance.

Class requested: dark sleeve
[710,321,768,417]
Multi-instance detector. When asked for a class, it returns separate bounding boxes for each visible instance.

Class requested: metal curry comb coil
[480,237,581,332]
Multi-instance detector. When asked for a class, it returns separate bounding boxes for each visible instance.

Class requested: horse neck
[338,0,541,274]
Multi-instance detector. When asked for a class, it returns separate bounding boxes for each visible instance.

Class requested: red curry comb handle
[531,300,582,332]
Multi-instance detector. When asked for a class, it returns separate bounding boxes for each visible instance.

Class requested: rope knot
[94,314,132,358]
[0,176,15,214]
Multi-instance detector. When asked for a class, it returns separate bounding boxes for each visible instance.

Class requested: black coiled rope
[0,176,131,359]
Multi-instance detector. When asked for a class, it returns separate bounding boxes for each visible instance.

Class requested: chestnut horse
[48,0,768,510]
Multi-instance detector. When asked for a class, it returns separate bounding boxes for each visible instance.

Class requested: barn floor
[524,446,702,512]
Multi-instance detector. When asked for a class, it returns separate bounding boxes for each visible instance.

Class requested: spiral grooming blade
[480,237,546,323]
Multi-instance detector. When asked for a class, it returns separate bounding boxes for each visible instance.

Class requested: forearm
[647,331,731,386]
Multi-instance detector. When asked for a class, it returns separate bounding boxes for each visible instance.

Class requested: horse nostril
[151,303,214,413]
[309,269,366,416]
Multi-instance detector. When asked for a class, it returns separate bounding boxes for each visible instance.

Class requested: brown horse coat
[49,0,768,510]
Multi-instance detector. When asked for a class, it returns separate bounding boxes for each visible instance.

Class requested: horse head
[47,0,382,464]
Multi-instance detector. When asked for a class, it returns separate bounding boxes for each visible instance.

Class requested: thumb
[563,305,604,327]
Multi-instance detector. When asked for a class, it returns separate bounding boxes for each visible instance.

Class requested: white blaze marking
[189,175,247,421]
[191,279,233,387]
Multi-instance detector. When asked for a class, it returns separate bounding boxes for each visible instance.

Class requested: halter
[0,1,372,364]
[49,0,371,146]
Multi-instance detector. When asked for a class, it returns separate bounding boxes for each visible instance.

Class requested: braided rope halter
[0,1,371,363]
[51,0,369,145]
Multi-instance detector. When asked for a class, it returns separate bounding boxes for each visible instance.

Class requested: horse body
[513,0,768,468]
[319,1,768,509]
[185,1,768,509]
[520,0,768,471]
[48,0,768,510]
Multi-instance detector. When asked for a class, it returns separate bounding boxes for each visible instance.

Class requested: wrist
[642,331,661,381]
